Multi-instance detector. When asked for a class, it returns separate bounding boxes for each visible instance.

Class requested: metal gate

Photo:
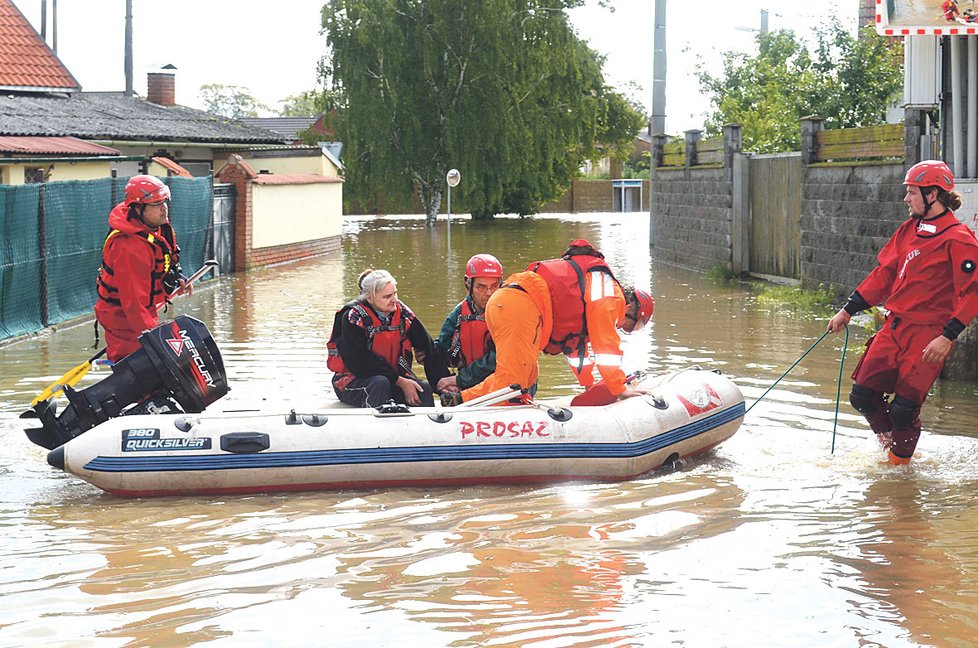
[211,183,235,275]
[748,153,801,281]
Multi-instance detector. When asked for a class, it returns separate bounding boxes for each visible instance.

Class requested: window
[24,167,46,184]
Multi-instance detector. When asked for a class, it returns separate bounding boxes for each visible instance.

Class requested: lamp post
[446,168,460,248]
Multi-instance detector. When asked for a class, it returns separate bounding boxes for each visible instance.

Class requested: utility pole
[650,0,667,135]
[125,0,134,96]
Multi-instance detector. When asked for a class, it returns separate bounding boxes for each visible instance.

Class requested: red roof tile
[0,0,79,92]
[151,156,193,178]
[0,135,119,155]
[251,173,344,186]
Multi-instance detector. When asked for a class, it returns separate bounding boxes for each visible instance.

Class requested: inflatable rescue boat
[23,317,745,497]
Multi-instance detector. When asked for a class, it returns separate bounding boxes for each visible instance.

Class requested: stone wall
[800,164,907,291]
[650,166,734,271]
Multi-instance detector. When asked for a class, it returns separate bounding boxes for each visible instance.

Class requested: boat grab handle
[220,432,270,454]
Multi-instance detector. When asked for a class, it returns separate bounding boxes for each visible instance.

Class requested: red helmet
[629,288,654,332]
[124,175,171,206]
[904,160,954,191]
[465,254,503,281]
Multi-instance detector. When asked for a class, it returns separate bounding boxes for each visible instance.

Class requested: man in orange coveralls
[452,240,654,405]
[95,175,190,362]
[827,160,978,464]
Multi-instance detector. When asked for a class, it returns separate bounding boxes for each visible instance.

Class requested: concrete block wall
[650,166,733,271]
[800,164,906,291]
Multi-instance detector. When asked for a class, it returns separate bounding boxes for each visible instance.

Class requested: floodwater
[2,213,978,647]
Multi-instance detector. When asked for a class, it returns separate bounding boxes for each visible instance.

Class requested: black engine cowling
[25,315,229,450]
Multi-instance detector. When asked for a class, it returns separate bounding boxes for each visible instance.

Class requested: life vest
[448,296,491,368]
[527,250,616,357]
[96,223,180,309]
[326,300,414,378]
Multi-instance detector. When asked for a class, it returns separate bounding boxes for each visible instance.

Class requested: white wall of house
[251,181,343,249]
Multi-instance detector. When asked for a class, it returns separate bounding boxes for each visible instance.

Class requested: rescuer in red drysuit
[95,175,189,362]
[827,160,978,464]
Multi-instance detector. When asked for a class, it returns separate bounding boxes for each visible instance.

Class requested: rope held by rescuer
[745,326,850,453]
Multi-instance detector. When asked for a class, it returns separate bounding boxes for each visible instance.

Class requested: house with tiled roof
[0,0,302,183]
[0,0,344,271]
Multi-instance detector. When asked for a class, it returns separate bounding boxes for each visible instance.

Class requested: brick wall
[215,163,254,273]
[650,166,733,271]
[250,236,342,267]
[573,179,613,212]
[800,164,906,291]
[538,179,650,213]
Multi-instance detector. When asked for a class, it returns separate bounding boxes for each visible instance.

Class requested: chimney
[147,64,177,106]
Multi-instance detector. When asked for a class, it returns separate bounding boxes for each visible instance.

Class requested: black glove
[440,391,463,407]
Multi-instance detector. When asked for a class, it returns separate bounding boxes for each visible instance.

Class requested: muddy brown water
[2,213,978,646]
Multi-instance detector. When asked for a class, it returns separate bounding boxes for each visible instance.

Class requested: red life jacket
[96,223,179,309]
[449,296,490,368]
[527,251,616,356]
[326,300,414,376]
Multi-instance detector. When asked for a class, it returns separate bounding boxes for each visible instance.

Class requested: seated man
[435,254,504,396]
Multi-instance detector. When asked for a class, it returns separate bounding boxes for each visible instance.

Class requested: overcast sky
[12,0,859,135]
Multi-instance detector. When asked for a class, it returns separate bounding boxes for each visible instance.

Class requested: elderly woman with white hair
[326,268,446,408]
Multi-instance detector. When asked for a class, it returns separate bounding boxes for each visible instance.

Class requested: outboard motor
[25,316,229,450]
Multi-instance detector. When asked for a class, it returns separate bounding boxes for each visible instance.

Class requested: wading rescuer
[827,160,978,465]
[95,175,189,362]
[451,239,655,406]
[434,254,504,396]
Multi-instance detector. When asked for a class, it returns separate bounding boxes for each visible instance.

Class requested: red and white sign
[676,384,723,418]
[165,337,185,355]
[877,0,978,36]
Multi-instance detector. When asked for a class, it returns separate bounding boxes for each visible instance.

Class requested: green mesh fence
[0,184,43,339]
[0,176,213,341]
[44,179,115,323]
[165,176,212,275]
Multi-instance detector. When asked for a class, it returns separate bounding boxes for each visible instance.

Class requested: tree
[322,0,643,221]
[198,84,270,119]
[278,91,322,117]
[695,21,903,153]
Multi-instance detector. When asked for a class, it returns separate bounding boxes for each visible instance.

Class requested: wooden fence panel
[749,154,802,280]
[814,123,903,162]
[662,141,685,167]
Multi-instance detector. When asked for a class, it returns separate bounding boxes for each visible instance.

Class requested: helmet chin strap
[917,188,936,220]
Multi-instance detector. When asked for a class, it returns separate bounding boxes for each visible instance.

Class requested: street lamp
[446,168,460,248]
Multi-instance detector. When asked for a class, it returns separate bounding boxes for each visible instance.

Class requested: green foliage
[756,284,836,312]
[705,265,738,283]
[278,91,322,117]
[322,0,644,220]
[695,21,903,153]
[623,149,650,179]
[198,84,270,119]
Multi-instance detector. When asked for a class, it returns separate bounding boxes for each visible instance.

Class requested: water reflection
[2,213,978,646]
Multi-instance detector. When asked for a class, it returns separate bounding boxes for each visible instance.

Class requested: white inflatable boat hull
[46,368,745,497]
